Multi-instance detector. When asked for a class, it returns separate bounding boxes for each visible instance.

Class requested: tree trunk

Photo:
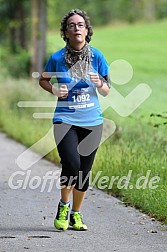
[8,1,17,53]
[18,1,27,49]
[31,0,47,75]
[142,0,156,21]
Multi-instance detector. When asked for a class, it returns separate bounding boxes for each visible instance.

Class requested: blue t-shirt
[44,46,109,126]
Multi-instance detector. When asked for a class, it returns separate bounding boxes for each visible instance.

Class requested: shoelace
[59,205,69,220]
[73,212,83,224]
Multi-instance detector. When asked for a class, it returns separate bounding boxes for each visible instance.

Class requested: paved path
[0,133,166,252]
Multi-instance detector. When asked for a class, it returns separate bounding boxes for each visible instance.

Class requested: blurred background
[0,0,167,75]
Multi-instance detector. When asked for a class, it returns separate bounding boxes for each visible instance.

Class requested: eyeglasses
[67,22,86,30]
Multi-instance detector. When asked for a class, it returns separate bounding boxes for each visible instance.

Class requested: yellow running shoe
[54,203,70,230]
[69,212,87,231]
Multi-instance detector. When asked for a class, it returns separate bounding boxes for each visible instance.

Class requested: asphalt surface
[0,132,166,252]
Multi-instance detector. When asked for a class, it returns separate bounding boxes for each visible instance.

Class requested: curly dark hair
[60,9,93,43]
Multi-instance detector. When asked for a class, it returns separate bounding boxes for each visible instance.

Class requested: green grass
[0,20,167,224]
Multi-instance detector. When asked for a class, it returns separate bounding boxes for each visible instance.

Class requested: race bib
[68,87,95,109]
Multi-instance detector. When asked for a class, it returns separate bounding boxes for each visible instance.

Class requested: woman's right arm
[39,72,53,94]
[39,72,68,98]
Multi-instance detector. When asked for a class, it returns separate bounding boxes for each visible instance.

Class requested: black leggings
[53,123,103,192]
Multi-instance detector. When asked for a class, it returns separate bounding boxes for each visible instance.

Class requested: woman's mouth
[75,33,81,36]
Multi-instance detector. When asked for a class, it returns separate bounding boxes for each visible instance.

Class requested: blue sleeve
[44,55,56,73]
[97,50,111,87]
[98,53,109,77]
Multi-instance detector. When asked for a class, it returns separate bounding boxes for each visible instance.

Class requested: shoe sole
[54,226,68,231]
[69,222,87,231]
[54,221,68,231]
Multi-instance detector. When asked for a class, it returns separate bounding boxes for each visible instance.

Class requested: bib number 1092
[72,93,90,103]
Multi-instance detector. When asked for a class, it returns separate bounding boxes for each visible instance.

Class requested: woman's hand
[52,85,68,98]
[89,72,110,96]
[89,72,102,88]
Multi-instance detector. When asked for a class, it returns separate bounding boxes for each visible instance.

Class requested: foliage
[0,0,30,49]
[0,47,31,78]
[156,0,167,18]
[150,113,167,127]
[1,0,167,77]
[47,0,167,29]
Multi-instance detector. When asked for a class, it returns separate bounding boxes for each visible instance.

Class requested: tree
[31,0,47,75]
[0,0,29,53]
[142,0,156,21]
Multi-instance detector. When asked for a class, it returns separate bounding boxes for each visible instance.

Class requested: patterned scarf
[64,42,91,80]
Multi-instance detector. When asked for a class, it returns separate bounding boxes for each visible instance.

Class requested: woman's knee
[60,157,80,187]
[61,156,80,177]
[74,171,90,191]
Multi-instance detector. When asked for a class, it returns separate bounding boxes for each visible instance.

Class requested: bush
[1,47,31,78]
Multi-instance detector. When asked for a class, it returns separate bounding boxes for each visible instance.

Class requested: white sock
[71,210,80,214]
[60,199,70,206]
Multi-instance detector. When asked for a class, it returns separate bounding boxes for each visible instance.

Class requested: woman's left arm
[89,73,110,96]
